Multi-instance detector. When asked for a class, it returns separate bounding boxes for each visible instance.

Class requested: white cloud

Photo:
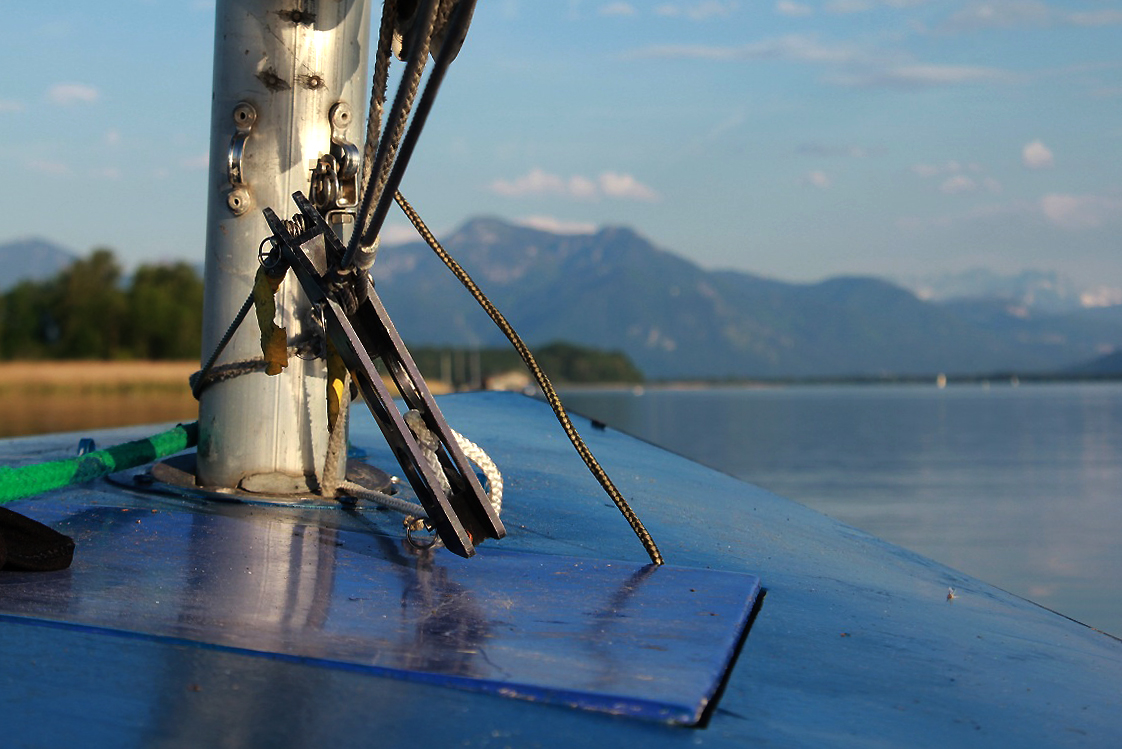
[1039,193,1122,229]
[942,1,1122,32]
[47,83,99,105]
[776,1,813,17]
[911,161,979,178]
[181,153,210,171]
[826,0,930,12]
[27,159,70,176]
[803,170,831,188]
[940,175,976,194]
[657,2,739,20]
[830,64,1007,88]
[1081,286,1122,308]
[1022,140,1054,169]
[913,161,1000,194]
[635,37,1009,90]
[599,171,660,201]
[798,143,874,158]
[380,223,423,245]
[0,99,24,113]
[515,216,598,234]
[490,168,659,202]
[598,2,637,16]
[632,34,871,65]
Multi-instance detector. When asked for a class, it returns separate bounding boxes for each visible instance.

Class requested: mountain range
[3,223,1120,379]
[370,218,1122,380]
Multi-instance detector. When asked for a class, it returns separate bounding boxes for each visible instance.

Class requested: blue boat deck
[3,392,1121,746]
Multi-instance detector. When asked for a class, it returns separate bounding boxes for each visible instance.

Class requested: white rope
[451,429,503,516]
[404,409,450,495]
[404,409,503,517]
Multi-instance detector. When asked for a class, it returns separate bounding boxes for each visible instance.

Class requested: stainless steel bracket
[226,102,256,216]
[310,102,361,223]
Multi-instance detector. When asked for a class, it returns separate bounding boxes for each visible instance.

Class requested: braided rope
[358,0,399,194]
[349,0,442,260]
[393,191,664,565]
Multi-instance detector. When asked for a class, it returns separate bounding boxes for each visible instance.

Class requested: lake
[561,381,1122,637]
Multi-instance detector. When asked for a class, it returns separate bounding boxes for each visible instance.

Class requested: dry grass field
[0,361,198,437]
[0,361,450,437]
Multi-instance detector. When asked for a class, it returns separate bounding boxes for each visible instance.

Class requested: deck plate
[0,497,760,724]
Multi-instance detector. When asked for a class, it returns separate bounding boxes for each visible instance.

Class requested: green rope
[0,422,198,504]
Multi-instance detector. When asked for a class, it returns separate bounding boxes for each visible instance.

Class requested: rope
[0,423,199,504]
[341,479,427,517]
[393,191,664,565]
[404,409,451,495]
[453,428,503,516]
[192,291,254,399]
[346,0,442,266]
[344,0,477,269]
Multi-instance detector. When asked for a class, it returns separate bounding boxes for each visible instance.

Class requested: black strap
[0,507,75,571]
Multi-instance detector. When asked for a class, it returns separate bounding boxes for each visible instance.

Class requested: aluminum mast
[198,0,371,490]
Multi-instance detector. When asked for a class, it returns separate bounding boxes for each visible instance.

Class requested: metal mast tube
[198,0,371,489]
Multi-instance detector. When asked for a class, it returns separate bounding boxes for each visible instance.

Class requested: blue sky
[2,1,1120,296]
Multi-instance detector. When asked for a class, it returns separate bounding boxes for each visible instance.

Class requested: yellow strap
[326,337,348,432]
[252,267,288,376]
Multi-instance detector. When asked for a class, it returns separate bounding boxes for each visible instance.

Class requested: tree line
[0,249,204,360]
[0,250,644,383]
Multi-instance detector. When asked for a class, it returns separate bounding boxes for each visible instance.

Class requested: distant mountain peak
[0,237,77,290]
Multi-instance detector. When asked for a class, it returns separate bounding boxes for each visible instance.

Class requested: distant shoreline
[2,360,1119,396]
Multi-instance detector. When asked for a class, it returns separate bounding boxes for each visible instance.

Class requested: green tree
[53,248,127,358]
[0,280,55,360]
[125,262,204,359]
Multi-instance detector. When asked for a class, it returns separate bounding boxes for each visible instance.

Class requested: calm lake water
[561,381,1122,637]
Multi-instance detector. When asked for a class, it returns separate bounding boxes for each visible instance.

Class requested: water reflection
[563,382,1122,635]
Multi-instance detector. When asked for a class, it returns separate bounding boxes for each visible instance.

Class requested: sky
[1,1,1120,294]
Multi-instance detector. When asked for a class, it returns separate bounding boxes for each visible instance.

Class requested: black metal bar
[264,193,504,558]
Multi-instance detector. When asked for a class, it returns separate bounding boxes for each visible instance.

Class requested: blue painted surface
[0,500,759,724]
[3,392,1122,747]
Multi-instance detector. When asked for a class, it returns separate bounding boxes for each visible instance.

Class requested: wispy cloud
[798,142,877,158]
[598,2,637,17]
[776,1,813,17]
[181,153,210,171]
[802,170,832,188]
[27,158,71,176]
[656,2,739,20]
[912,160,980,178]
[912,160,1001,194]
[1022,140,1054,169]
[1040,193,1122,229]
[827,64,1009,88]
[47,83,99,105]
[629,35,1009,89]
[630,34,873,65]
[490,168,660,201]
[0,99,24,113]
[826,0,931,13]
[941,1,1122,32]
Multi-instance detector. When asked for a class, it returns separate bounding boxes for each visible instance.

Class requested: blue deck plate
[0,499,760,725]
